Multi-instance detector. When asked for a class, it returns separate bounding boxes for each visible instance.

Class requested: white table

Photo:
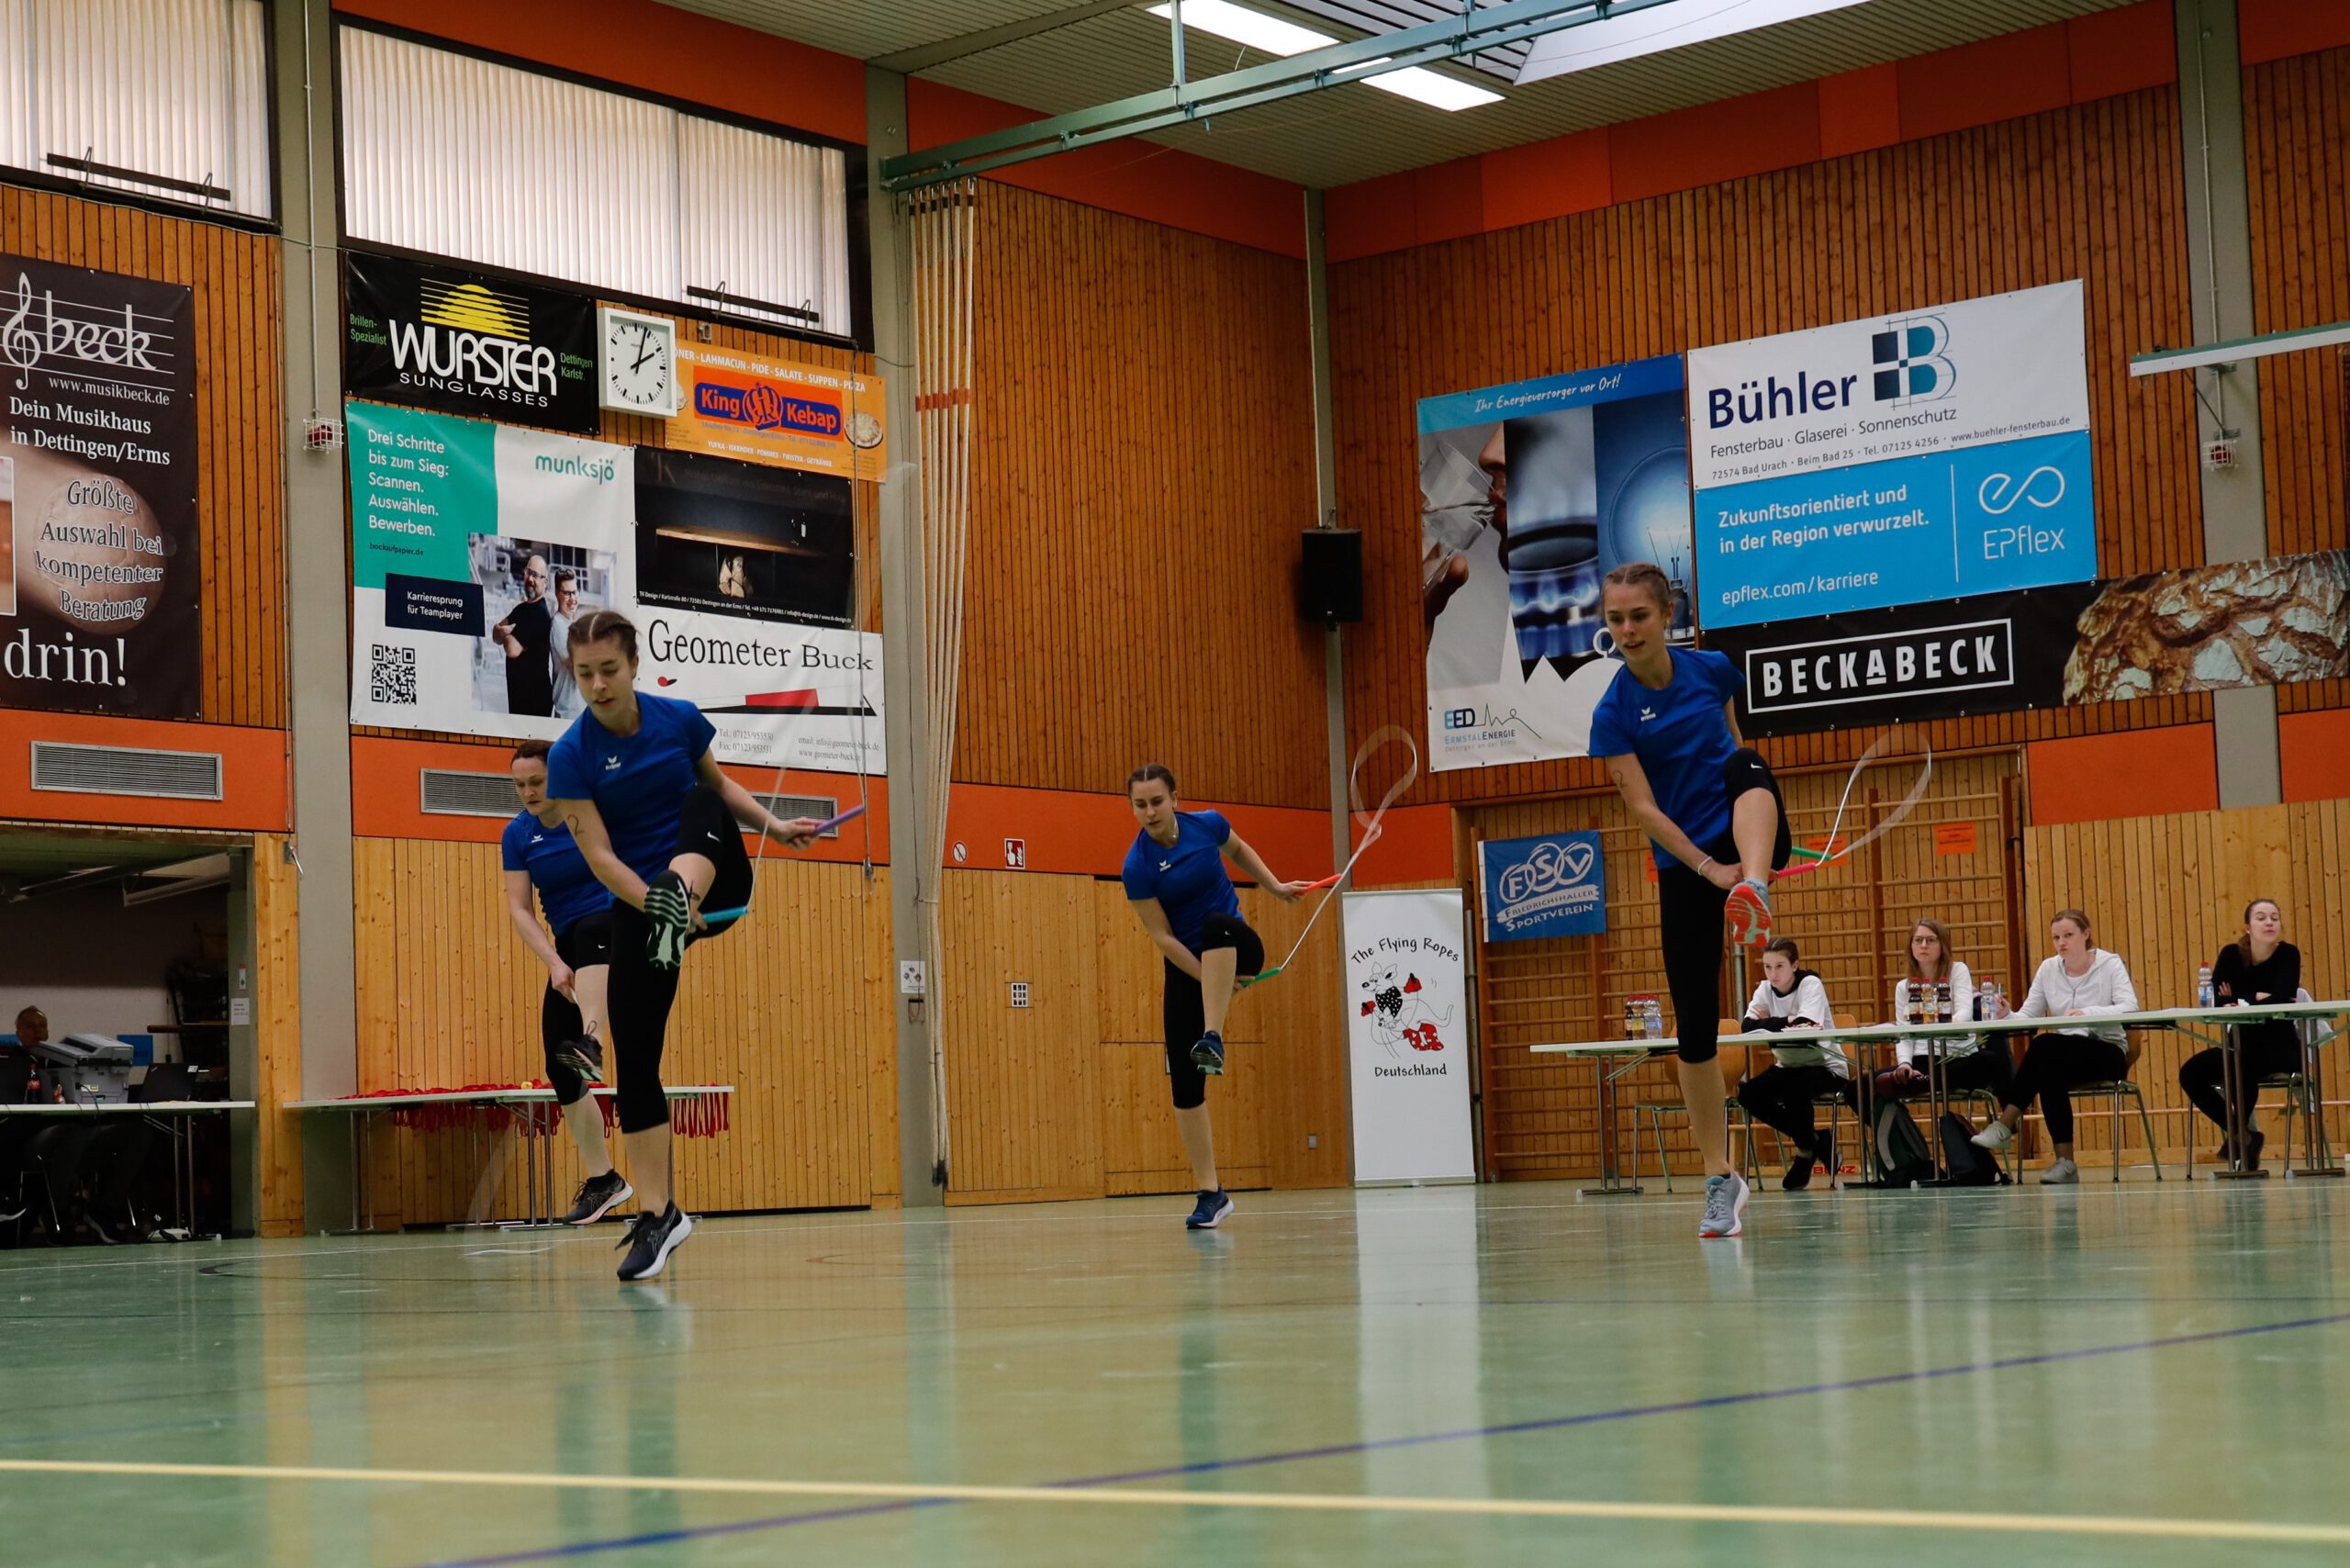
[1533,1002,2348,1192]
[289,1084,736,1231]
[0,1100,255,1236]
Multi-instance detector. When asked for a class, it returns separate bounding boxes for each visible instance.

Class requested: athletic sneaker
[1724,879,1773,946]
[556,1036,605,1084]
[616,1203,694,1280]
[562,1170,632,1226]
[1185,1189,1234,1229]
[1785,1129,1832,1192]
[1700,1171,1749,1238]
[643,872,694,971]
[1971,1119,2015,1151]
[1191,1030,1225,1077]
[2040,1157,2079,1185]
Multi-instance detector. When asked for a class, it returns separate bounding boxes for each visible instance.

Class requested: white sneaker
[2040,1157,2079,1184]
[1971,1120,2014,1151]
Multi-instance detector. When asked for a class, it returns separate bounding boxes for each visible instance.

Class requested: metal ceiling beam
[878,0,1679,191]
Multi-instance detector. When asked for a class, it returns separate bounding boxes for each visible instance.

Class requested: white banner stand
[1341,889,1475,1185]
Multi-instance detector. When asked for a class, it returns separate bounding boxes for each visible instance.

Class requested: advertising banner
[1342,890,1475,1183]
[1688,282,2095,628]
[670,343,888,481]
[1478,832,1607,941]
[1419,353,1695,772]
[344,253,599,434]
[1,256,201,716]
[346,400,884,772]
[1707,548,2348,735]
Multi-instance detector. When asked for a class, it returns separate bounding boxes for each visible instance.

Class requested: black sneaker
[1190,1031,1225,1076]
[1783,1128,1833,1192]
[556,1036,605,1084]
[616,1203,694,1281]
[1185,1189,1234,1229]
[562,1170,632,1226]
[643,873,693,971]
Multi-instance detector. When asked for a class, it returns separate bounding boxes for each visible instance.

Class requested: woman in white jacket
[1876,917,2015,1108]
[1971,908,2138,1183]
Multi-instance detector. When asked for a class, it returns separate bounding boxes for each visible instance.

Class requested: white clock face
[605,317,673,410]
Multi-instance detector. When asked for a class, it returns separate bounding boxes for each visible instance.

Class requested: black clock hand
[630,326,658,374]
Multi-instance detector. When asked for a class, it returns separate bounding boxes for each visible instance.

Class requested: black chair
[133,1064,196,1103]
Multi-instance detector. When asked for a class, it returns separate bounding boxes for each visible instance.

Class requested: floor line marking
[1,1457,2345,1546]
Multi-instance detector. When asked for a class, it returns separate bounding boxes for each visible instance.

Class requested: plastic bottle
[1979,979,1998,1023]
[1644,997,1664,1040]
[1934,979,1953,1023]
[2197,963,2215,1009]
[1623,998,1641,1040]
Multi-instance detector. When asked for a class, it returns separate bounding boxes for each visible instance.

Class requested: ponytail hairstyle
[1762,936,1800,965]
[1601,561,1673,614]
[565,609,638,661]
[2051,908,2094,950]
[1907,916,1956,981]
[2239,897,2282,966]
[1126,763,1178,798]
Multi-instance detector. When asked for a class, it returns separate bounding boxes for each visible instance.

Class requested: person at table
[1735,937,1855,1191]
[1970,909,2138,1183]
[1875,917,2014,1109]
[2178,898,2301,1171]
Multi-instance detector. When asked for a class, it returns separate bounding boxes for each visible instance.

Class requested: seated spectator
[1971,909,2139,1184]
[1735,938,1856,1192]
[1876,917,2014,1110]
[2178,898,2300,1170]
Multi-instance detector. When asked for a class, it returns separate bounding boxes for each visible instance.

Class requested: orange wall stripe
[330,0,867,145]
[0,710,287,832]
[2026,724,2220,827]
[2240,0,2350,64]
[1349,802,1456,887]
[2279,711,2350,804]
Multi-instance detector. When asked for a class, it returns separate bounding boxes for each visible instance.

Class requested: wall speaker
[1299,528,1363,624]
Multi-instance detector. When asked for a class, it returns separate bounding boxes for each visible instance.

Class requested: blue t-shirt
[1122,810,1242,953]
[545,692,718,884]
[1588,647,1744,868]
[499,812,611,935]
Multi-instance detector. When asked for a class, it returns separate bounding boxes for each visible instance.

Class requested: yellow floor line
[0,1458,2343,1544]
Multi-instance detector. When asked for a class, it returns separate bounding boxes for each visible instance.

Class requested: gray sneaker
[1701,1171,1749,1238]
[2040,1157,2079,1185]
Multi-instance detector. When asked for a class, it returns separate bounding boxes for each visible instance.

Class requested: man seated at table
[1736,938,1858,1192]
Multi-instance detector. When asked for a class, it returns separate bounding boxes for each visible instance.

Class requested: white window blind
[0,0,272,219]
[341,27,852,339]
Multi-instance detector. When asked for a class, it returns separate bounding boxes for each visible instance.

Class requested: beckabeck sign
[1687,281,2096,627]
[1342,890,1475,1184]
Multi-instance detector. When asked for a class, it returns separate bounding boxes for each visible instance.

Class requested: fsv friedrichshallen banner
[1478,832,1606,941]
[345,399,884,772]
[1,256,201,716]
[1688,281,2096,628]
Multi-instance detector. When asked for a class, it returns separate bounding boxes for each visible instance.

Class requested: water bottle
[1644,997,1664,1040]
[2197,964,2215,1009]
[1978,980,1998,1023]
[1623,997,1641,1040]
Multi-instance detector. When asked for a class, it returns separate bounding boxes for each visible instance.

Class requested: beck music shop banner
[1,255,202,717]
[344,252,599,435]
[1707,548,2350,736]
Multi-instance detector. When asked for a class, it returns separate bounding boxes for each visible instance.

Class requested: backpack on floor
[1938,1111,2004,1186]
[1874,1100,1935,1187]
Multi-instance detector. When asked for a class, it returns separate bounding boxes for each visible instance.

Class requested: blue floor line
[417,1306,2350,1566]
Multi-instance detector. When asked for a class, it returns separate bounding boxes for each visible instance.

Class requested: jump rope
[1771,725,1936,886]
[1236,724,1421,991]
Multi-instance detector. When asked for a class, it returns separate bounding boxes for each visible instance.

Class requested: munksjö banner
[1,255,202,717]
[345,399,885,772]
[1706,548,2349,735]
[1688,281,2096,629]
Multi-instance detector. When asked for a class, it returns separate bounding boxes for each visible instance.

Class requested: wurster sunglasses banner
[344,252,599,434]
[0,255,202,717]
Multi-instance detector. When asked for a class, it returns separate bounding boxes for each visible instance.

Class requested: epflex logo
[1743,619,2015,714]
[1705,311,1955,430]
[3,272,163,385]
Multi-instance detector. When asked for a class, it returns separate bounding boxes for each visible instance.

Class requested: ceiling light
[1147,0,1502,111]
[1516,0,1875,84]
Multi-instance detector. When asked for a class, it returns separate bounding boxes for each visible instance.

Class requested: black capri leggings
[607,786,754,1134]
[1658,748,1791,1064]
[1161,913,1264,1111]
[542,910,614,1106]
[2179,1021,2303,1134]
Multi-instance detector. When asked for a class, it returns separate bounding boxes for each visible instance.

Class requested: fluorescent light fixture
[1147,0,1503,110]
[1516,0,1874,85]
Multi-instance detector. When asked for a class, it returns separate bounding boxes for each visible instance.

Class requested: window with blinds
[339,26,854,339]
[0,0,273,220]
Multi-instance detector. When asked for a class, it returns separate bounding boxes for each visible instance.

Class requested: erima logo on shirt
[603,756,621,771]
[530,834,544,845]
[1639,706,1657,722]
[1158,860,1171,871]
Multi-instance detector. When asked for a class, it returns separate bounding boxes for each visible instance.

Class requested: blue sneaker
[1190,1030,1225,1076]
[1185,1189,1234,1229]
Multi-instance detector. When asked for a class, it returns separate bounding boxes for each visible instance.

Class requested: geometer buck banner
[1688,281,2096,628]
[345,399,885,773]
[1342,889,1475,1183]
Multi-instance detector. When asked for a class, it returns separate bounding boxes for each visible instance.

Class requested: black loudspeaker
[1299,528,1363,624]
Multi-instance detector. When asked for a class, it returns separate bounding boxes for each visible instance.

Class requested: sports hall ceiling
[666,0,2141,187]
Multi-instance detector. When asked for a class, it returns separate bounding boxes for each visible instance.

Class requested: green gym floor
[3,1179,2346,1567]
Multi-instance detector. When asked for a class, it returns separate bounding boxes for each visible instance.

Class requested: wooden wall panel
[349,839,894,1223]
[1330,88,2210,804]
[958,185,1326,809]
[252,831,307,1236]
[1,188,286,729]
[2024,799,2350,1162]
